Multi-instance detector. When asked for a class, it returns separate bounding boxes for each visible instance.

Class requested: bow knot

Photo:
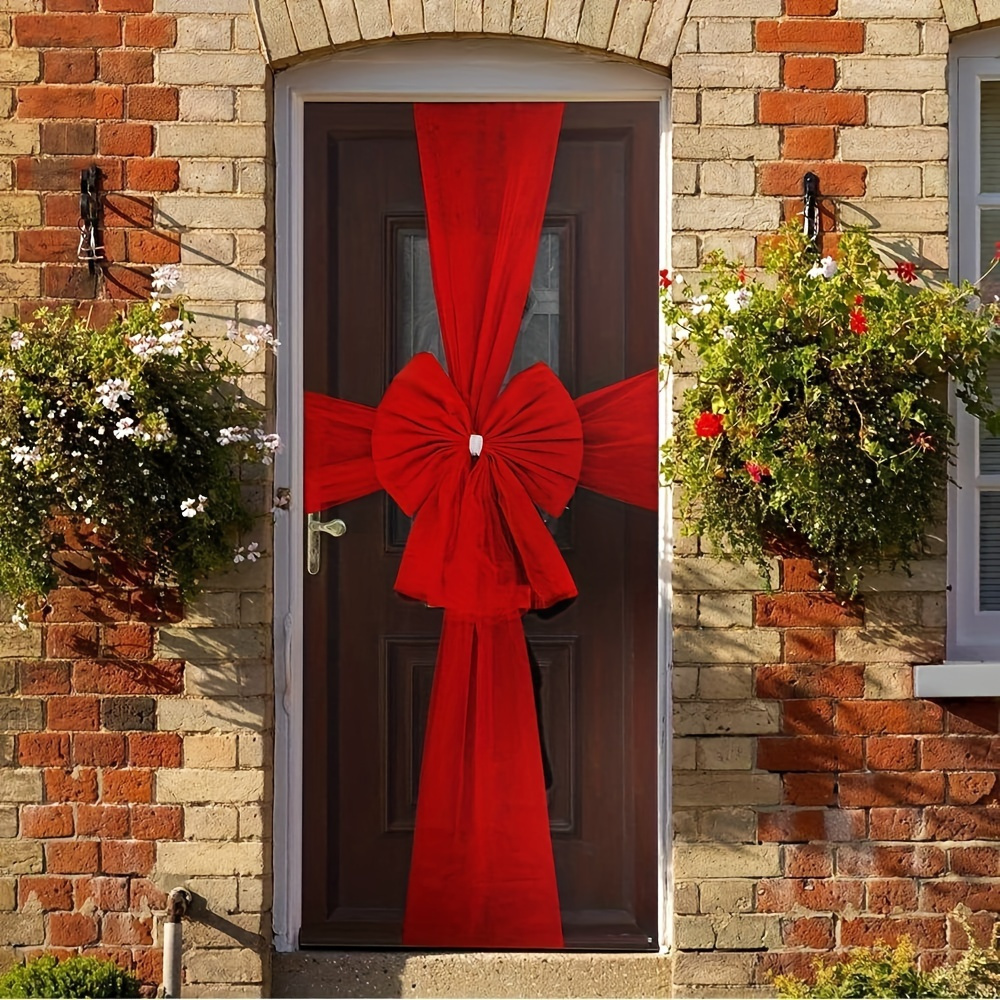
[371,352,584,618]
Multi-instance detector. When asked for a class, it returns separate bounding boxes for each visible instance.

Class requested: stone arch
[251,0,691,70]
[943,0,1000,31]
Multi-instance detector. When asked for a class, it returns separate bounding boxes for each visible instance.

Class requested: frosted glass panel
[981,361,1000,475]
[980,492,1000,610]
[982,81,1000,193]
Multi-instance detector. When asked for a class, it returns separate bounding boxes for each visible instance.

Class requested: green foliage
[0,955,141,998]
[773,924,1000,999]
[0,268,277,620]
[660,226,1000,594]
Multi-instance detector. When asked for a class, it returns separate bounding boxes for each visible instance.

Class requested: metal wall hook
[78,166,105,275]
[802,171,821,249]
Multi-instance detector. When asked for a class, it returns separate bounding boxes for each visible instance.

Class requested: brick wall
[0,0,271,996]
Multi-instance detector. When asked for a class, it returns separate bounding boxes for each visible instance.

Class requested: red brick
[761,162,866,197]
[867,878,919,914]
[49,912,100,947]
[949,912,1000,950]
[787,0,838,13]
[18,875,74,911]
[100,50,153,85]
[758,735,864,772]
[18,86,124,119]
[15,12,122,46]
[99,123,153,157]
[126,158,179,192]
[72,733,126,767]
[782,773,836,805]
[15,156,123,192]
[104,265,152,300]
[920,880,1000,913]
[74,876,129,911]
[868,807,922,841]
[926,806,1000,840]
[46,624,99,659]
[839,772,945,807]
[838,845,946,878]
[100,193,154,228]
[760,91,865,126]
[130,804,181,840]
[18,660,71,695]
[784,56,836,90]
[780,195,837,230]
[102,623,153,660]
[73,659,183,696]
[44,767,98,803]
[129,878,166,910]
[781,699,835,735]
[123,14,175,47]
[18,229,88,264]
[131,589,183,623]
[783,126,836,160]
[760,807,865,842]
[82,946,133,970]
[19,804,74,839]
[943,700,1000,734]
[756,663,864,699]
[757,878,864,913]
[781,558,822,591]
[947,772,998,805]
[101,0,153,9]
[782,916,834,949]
[44,266,97,301]
[102,912,153,946]
[128,732,181,768]
[784,845,833,878]
[133,948,162,985]
[43,49,96,84]
[102,769,152,804]
[836,700,944,735]
[46,0,98,10]
[102,840,154,876]
[127,229,181,264]
[842,916,947,949]
[46,839,99,874]
[784,629,835,663]
[756,19,863,52]
[920,736,999,770]
[755,592,863,627]
[18,732,70,767]
[45,588,130,624]
[951,847,1000,877]
[126,85,178,121]
[46,695,99,731]
[40,122,96,155]
[866,736,918,770]
[76,803,130,838]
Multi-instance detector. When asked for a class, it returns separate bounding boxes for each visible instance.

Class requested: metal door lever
[307,513,346,575]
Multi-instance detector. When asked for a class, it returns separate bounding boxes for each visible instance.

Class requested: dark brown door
[301,102,658,950]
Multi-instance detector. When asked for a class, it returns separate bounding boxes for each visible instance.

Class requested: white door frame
[271,37,674,954]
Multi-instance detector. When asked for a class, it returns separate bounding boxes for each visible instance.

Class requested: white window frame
[918,31,1000,694]
[269,38,675,954]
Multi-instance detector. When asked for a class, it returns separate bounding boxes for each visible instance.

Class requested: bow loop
[371,352,584,616]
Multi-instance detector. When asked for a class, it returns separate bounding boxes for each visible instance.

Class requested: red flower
[738,267,748,284]
[744,461,770,483]
[854,294,865,306]
[895,261,917,283]
[911,430,935,452]
[994,241,1000,261]
[849,309,868,335]
[659,268,672,290]
[694,412,724,438]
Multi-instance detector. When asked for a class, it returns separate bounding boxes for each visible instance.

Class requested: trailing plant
[773,922,1000,999]
[0,954,141,999]
[0,265,280,623]
[660,226,1000,594]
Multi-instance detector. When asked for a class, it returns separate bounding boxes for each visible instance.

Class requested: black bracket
[802,172,820,249]
[78,166,104,275]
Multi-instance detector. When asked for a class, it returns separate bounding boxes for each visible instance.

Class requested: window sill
[914,662,1000,698]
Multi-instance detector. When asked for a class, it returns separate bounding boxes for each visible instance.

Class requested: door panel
[301,102,659,949]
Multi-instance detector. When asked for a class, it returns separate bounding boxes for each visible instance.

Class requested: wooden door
[300,102,659,950]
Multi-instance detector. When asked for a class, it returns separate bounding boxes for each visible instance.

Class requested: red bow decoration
[304,102,658,948]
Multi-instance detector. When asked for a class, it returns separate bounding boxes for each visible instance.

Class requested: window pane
[980,491,1000,610]
[981,361,1000,475]
[982,81,1000,193]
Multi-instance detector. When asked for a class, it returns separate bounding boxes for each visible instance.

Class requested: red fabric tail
[403,614,563,949]
[304,391,379,513]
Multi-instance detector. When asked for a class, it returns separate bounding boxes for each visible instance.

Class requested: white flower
[180,495,207,518]
[218,425,252,446]
[724,288,753,314]
[719,325,736,341]
[673,274,685,286]
[255,430,283,465]
[669,322,690,342]
[689,294,712,316]
[95,378,132,412]
[9,330,26,351]
[245,542,260,562]
[113,417,136,439]
[151,264,181,293]
[127,332,162,358]
[0,368,15,382]
[807,256,838,280]
[226,321,280,356]
[11,444,41,467]
[11,604,28,631]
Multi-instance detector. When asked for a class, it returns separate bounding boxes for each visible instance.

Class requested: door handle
[307,512,347,575]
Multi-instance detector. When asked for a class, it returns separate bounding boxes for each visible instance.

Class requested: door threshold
[272,949,673,998]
